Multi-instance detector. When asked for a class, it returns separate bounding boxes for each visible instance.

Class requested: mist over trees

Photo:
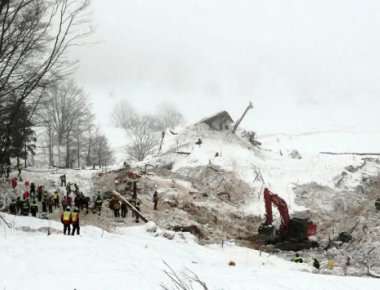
[113,100,184,161]
[0,0,113,169]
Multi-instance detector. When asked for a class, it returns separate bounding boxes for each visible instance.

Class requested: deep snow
[0,213,379,290]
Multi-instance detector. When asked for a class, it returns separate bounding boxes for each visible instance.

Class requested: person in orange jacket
[71,207,80,236]
[61,207,72,235]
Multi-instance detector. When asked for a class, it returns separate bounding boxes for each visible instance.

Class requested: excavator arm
[263,188,290,233]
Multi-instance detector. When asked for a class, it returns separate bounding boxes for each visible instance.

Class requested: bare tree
[0,0,90,164]
[37,80,92,167]
[156,102,184,131]
[91,128,113,169]
[113,100,160,161]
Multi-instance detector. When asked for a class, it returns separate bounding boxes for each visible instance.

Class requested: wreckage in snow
[198,111,234,131]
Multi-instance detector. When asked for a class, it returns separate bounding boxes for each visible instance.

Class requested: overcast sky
[71,0,380,136]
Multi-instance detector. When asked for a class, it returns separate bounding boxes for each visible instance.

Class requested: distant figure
[95,194,103,216]
[61,207,72,235]
[60,174,66,187]
[9,199,17,215]
[343,256,351,275]
[23,190,30,200]
[135,201,141,223]
[327,258,335,270]
[48,195,54,213]
[37,185,43,202]
[121,201,128,218]
[292,253,303,263]
[71,207,80,235]
[11,177,17,190]
[30,182,36,198]
[53,191,60,208]
[313,258,320,270]
[16,197,22,214]
[30,199,38,217]
[83,196,90,214]
[17,165,22,178]
[153,191,158,210]
[195,138,202,146]
[21,197,30,216]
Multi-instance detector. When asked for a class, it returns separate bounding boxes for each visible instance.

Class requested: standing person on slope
[71,207,80,235]
[61,207,72,235]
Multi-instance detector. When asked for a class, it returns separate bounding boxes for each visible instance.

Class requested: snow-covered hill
[0,213,378,290]
[145,124,380,217]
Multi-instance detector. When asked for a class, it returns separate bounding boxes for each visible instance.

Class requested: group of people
[6,173,100,236]
[292,253,352,273]
[8,179,60,218]
[61,206,80,235]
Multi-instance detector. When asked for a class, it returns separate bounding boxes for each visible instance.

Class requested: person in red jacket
[23,190,30,200]
[11,177,17,190]
[61,207,72,235]
[71,207,80,235]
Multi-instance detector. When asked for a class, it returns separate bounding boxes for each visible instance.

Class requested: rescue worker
[30,182,36,199]
[292,253,303,263]
[48,195,54,214]
[16,197,22,214]
[53,190,60,208]
[17,165,21,178]
[30,199,38,217]
[23,190,30,200]
[21,197,30,216]
[343,256,351,275]
[37,185,43,202]
[135,201,141,223]
[327,258,335,270]
[71,207,80,235]
[60,174,66,187]
[83,196,90,214]
[9,198,17,215]
[313,258,320,270]
[66,182,71,195]
[115,200,121,217]
[11,177,17,190]
[153,191,158,210]
[121,201,128,218]
[95,194,103,216]
[41,195,47,213]
[61,207,72,235]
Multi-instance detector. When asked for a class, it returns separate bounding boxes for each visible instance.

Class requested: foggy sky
[70,0,380,136]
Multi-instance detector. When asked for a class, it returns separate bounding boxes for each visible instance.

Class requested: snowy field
[0,213,379,290]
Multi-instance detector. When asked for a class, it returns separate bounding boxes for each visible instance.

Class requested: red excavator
[258,188,318,250]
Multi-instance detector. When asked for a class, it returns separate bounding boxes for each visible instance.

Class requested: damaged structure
[198,111,234,131]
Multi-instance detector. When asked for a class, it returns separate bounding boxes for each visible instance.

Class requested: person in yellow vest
[71,207,80,236]
[292,253,304,263]
[61,206,72,235]
[327,258,335,270]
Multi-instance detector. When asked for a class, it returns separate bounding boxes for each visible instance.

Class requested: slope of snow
[0,213,378,290]
[147,125,380,216]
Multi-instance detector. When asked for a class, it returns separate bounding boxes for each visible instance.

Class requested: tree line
[0,0,113,169]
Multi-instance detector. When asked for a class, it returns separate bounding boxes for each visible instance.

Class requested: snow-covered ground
[0,213,379,290]
[146,125,380,216]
